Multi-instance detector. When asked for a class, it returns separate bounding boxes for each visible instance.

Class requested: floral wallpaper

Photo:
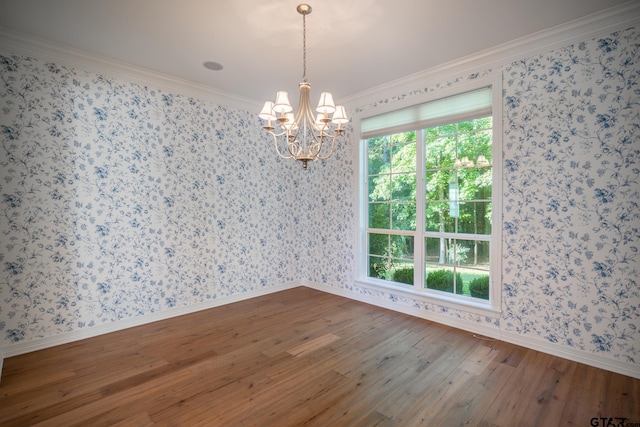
[501,27,639,363]
[0,54,301,348]
[1,21,638,373]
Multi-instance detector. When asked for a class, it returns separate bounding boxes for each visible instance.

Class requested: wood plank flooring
[0,287,638,426]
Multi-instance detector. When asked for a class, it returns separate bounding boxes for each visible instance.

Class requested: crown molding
[2,1,637,114]
[0,28,263,112]
[343,1,640,109]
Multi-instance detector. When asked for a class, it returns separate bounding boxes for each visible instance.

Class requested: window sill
[354,277,502,319]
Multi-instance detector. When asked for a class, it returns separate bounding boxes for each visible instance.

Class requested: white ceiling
[0,0,630,103]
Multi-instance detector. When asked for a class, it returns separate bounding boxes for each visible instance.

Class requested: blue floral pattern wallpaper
[1,21,638,373]
[0,55,302,347]
[501,27,639,363]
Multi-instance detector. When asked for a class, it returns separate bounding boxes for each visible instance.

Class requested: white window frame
[355,74,503,316]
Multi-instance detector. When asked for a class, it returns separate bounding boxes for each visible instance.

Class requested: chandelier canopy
[258,4,348,170]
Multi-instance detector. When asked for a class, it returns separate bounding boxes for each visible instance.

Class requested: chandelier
[258,4,348,170]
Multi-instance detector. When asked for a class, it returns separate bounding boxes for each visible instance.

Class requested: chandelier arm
[268,129,294,159]
[313,134,338,160]
[287,137,303,158]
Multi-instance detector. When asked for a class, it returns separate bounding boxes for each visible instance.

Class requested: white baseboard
[304,280,640,379]
[0,281,300,360]
[2,281,637,381]
[303,280,502,339]
[499,331,640,380]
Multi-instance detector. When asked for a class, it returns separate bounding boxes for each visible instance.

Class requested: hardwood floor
[1,287,638,426]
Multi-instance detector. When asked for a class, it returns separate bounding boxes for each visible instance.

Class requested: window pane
[369,203,390,229]
[390,235,414,261]
[473,117,493,130]
[390,131,417,145]
[369,175,390,202]
[457,120,476,133]
[368,135,388,150]
[392,264,414,285]
[467,128,492,146]
[459,128,491,155]
[368,233,389,257]
[457,169,491,200]
[468,272,490,300]
[425,265,462,295]
[456,239,490,268]
[391,143,416,173]
[457,239,490,300]
[466,172,492,200]
[392,173,416,201]
[425,237,443,265]
[369,255,389,279]
[425,202,454,232]
[391,202,415,230]
[426,237,476,267]
[457,202,492,234]
[368,137,390,175]
[427,123,457,138]
[448,239,473,266]
[425,170,455,201]
[368,231,417,283]
[369,230,392,281]
[425,136,456,170]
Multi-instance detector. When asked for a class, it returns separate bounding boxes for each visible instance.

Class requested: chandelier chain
[302,12,307,82]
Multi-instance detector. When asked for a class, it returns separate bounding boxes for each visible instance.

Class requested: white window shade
[361,87,492,139]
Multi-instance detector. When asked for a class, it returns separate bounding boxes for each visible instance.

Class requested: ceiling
[0,0,629,103]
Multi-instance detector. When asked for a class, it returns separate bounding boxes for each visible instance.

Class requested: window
[359,79,501,311]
